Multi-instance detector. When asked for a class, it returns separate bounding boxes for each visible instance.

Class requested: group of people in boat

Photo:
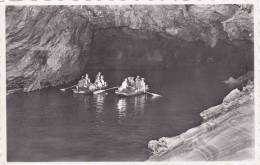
[76,72,107,91]
[118,76,148,92]
[75,72,148,94]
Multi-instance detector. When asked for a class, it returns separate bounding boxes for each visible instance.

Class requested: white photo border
[0,0,259,165]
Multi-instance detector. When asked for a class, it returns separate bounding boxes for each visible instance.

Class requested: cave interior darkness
[84,27,253,79]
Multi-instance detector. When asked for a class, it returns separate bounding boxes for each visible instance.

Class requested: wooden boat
[72,84,107,94]
[115,88,146,97]
[60,85,77,91]
[72,88,92,94]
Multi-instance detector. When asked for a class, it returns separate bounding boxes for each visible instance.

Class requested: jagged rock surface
[6,5,253,91]
[148,81,254,161]
[6,6,93,91]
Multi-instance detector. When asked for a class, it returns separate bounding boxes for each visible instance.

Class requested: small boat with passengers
[72,72,108,94]
[115,76,149,97]
[60,73,161,97]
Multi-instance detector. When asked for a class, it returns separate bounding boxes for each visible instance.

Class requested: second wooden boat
[72,84,108,95]
[72,87,92,94]
[115,88,146,97]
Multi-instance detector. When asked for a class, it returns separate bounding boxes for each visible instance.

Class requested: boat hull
[72,86,107,94]
[72,88,92,94]
[115,89,146,97]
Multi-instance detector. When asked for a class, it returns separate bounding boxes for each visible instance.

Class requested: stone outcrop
[223,71,254,88]
[6,6,93,91]
[148,81,254,161]
[6,5,253,91]
[223,6,253,42]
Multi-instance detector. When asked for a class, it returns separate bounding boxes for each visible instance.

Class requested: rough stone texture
[6,5,253,91]
[6,6,93,91]
[223,6,254,42]
[148,81,254,161]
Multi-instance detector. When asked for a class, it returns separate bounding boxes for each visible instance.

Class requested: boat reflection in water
[116,98,127,124]
[116,94,148,123]
[133,95,147,117]
[93,93,106,124]
[72,93,92,111]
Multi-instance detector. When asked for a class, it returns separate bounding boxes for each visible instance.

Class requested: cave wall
[6,6,93,91]
[88,27,253,73]
[6,5,253,91]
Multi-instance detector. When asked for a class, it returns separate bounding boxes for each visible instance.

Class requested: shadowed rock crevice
[6,5,253,92]
[88,27,253,73]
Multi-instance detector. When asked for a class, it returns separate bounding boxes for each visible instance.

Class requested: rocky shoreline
[148,80,254,161]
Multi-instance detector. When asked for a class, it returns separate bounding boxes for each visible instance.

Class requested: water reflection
[133,95,147,117]
[83,96,90,105]
[116,98,127,124]
[72,93,91,110]
[93,93,106,124]
[7,67,232,161]
[116,94,148,123]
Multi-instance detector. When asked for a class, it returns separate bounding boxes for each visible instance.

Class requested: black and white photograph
[1,0,258,163]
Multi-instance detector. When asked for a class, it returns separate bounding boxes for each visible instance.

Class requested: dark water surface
[7,65,233,161]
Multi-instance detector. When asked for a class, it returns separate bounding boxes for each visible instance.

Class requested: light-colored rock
[148,136,184,156]
[223,8,253,42]
[223,88,242,104]
[200,104,223,120]
[223,77,239,84]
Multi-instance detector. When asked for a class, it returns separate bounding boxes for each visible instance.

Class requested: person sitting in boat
[128,77,135,88]
[145,85,149,91]
[84,74,91,88]
[100,75,107,87]
[135,75,140,82]
[118,77,134,91]
[135,76,141,90]
[89,83,97,91]
[96,72,101,80]
[94,72,101,88]
[130,77,138,90]
[140,78,147,92]
[94,72,107,89]
[126,77,131,85]
[118,78,128,91]
[77,76,85,88]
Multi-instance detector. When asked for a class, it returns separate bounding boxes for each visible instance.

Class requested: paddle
[60,84,77,91]
[145,91,162,97]
[93,86,119,94]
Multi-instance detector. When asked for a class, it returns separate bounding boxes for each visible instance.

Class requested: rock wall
[148,80,254,161]
[6,6,93,91]
[6,5,253,91]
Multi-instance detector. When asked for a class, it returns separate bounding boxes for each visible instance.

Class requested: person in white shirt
[84,74,91,88]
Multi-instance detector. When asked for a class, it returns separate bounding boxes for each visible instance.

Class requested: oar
[93,86,119,94]
[145,91,162,97]
[60,84,77,91]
